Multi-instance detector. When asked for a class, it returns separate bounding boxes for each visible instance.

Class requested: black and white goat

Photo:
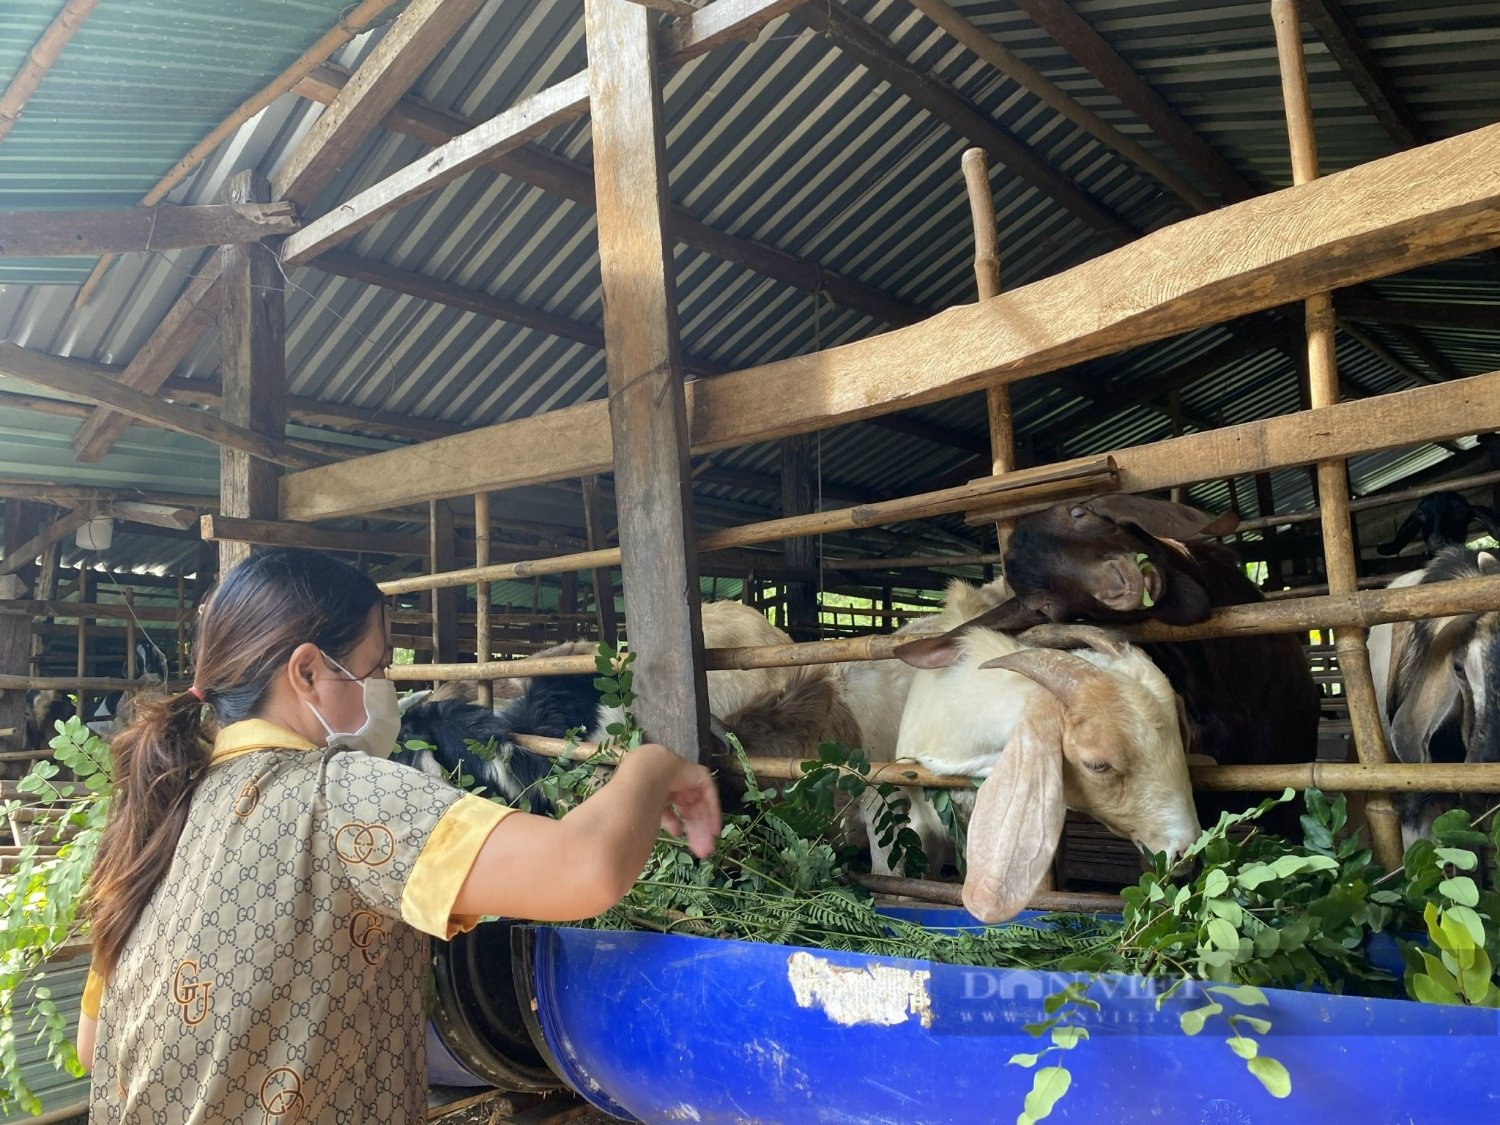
[1367,548,1500,846]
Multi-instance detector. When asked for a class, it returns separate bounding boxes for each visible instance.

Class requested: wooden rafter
[280,124,1500,519]
[0,202,297,258]
[0,507,93,578]
[1337,295,1500,332]
[795,2,1138,243]
[0,343,324,470]
[1008,0,1256,203]
[1301,0,1426,150]
[71,0,403,307]
[0,0,100,144]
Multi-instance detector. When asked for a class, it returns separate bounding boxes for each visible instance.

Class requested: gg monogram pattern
[88,724,506,1123]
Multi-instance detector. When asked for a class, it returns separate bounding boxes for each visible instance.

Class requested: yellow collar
[211,718,319,766]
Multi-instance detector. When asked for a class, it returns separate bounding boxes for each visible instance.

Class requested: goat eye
[1070,505,1087,519]
[1453,659,1468,682]
[1086,760,1113,774]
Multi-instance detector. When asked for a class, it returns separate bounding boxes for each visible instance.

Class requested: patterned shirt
[82,719,514,1123]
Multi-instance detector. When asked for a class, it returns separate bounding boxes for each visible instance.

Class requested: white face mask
[306,651,400,760]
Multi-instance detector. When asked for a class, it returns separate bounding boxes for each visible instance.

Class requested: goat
[895,580,1198,919]
[1366,548,1500,846]
[896,494,1320,836]
[25,690,75,750]
[1377,491,1500,560]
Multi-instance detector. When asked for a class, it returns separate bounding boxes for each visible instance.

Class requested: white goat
[894,581,1199,922]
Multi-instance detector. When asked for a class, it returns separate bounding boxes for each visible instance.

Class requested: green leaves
[1018,1066,1071,1125]
[1247,1056,1292,1098]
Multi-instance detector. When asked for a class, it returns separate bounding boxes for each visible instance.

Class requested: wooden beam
[0,342,319,469]
[201,514,424,557]
[282,124,1500,519]
[0,0,100,144]
[0,480,212,508]
[780,435,818,638]
[71,0,402,307]
[1301,0,1426,150]
[1008,0,1255,203]
[70,263,224,463]
[969,372,1500,526]
[218,171,289,574]
[272,0,487,207]
[429,500,458,663]
[292,62,923,328]
[283,73,592,265]
[0,202,298,257]
[1337,295,1500,332]
[0,508,92,578]
[587,0,711,760]
[661,0,808,62]
[795,1,1137,243]
[158,376,463,441]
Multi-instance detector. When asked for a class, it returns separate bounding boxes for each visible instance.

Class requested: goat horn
[978,648,1108,709]
[1015,623,1127,659]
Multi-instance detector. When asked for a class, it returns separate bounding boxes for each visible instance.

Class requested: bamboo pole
[0,0,101,144]
[72,0,403,308]
[388,572,1500,683]
[961,148,1020,562]
[1230,465,1500,536]
[376,458,1117,596]
[0,675,186,692]
[1273,0,1402,871]
[474,491,492,709]
[832,551,1007,572]
[856,873,1127,913]
[507,731,1500,795]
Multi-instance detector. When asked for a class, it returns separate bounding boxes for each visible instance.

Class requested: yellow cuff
[401,795,516,939]
[81,966,104,1020]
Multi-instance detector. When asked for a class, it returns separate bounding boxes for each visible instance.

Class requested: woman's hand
[654,751,722,859]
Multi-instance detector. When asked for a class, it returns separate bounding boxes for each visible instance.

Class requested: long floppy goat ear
[960,697,1067,924]
[1084,493,1239,540]
[1378,509,1424,557]
[894,598,1048,669]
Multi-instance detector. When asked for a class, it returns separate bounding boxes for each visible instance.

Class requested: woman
[77,548,720,1122]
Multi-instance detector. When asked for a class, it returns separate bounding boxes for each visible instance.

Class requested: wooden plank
[70,262,224,463]
[473,491,492,708]
[780,434,818,638]
[0,342,318,470]
[1009,0,1255,203]
[587,0,711,762]
[0,0,100,144]
[795,1,1137,243]
[201,514,430,557]
[968,370,1500,523]
[661,0,809,62]
[281,124,1500,520]
[272,0,487,206]
[0,599,188,624]
[0,202,298,257]
[281,72,593,265]
[218,171,289,576]
[1273,0,1400,870]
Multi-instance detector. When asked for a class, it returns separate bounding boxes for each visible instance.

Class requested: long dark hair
[89,548,383,977]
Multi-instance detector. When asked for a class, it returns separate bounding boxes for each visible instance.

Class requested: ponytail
[89,690,212,977]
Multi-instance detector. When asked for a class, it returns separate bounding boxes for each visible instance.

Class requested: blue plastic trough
[509,908,1500,1124]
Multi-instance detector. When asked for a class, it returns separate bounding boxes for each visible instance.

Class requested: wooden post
[0,505,34,763]
[75,564,91,726]
[1273,0,1402,870]
[1255,473,1285,588]
[429,500,458,665]
[175,575,187,675]
[124,589,136,679]
[580,475,618,646]
[961,149,1018,558]
[217,170,285,576]
[780,434,819,641]
[473,491,492,708]
[585,0,711,760]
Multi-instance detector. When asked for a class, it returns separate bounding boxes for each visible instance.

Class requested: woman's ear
[285,642,324,702]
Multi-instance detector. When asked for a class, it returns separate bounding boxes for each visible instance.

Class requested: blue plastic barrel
[518,908,1500,1123]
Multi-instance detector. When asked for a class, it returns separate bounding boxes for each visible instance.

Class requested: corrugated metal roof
[0,953,90,1124]
[0,0,1495,576]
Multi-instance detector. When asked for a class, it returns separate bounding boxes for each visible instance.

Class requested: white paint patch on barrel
[786,951,933,1028]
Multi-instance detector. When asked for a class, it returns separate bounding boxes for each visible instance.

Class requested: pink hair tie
[187,686,206,703]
